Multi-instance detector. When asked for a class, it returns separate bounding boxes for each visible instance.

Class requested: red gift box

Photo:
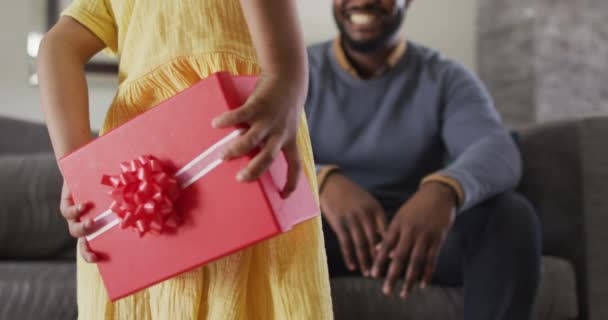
[59,72,319,301]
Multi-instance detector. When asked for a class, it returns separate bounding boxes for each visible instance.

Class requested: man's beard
[334,9,404,53]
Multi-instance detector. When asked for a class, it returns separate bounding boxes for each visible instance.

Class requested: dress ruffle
[101,52,261,135]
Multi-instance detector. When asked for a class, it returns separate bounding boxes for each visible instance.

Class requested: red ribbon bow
[101,155,181,237]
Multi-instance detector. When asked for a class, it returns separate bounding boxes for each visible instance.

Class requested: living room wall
[0,0,477,130]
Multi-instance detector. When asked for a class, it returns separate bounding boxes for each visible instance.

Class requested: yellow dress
[63,1,333,319]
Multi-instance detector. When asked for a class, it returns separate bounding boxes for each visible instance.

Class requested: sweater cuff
[317,165,340,192]
[420,173,465,208]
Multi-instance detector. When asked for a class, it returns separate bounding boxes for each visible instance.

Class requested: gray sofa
[1,116,606,319]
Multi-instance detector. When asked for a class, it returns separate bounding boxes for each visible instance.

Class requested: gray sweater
[305,41,521,213]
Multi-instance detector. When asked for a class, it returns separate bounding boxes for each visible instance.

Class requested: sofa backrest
[0,117,75,259]
[0,117,54,154]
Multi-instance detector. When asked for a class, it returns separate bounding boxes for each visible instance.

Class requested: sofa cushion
[330,256,577,320]
[0,262,76,320]
[0,153,75,259]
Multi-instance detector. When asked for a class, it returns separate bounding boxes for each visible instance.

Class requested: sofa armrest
[0,153,75,259]
[518,116,608,320]
[579,117,608,320]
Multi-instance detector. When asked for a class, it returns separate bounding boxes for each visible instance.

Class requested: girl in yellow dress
[38,0,332,319]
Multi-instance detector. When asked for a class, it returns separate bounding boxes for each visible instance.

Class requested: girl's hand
[218,0,308,198]
[212,73,305,198]
[60,182,98,263]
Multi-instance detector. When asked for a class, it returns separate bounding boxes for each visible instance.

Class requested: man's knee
[483,192,541,254]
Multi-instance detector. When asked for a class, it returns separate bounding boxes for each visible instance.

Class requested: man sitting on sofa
[305,0,541,319]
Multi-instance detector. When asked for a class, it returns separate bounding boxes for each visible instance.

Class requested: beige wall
[0,0,477,129]
[0,0,117,130]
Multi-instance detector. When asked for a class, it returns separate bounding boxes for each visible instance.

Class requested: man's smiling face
[333,0,408,53]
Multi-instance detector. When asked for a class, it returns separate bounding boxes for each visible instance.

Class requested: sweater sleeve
[437,63,522,212]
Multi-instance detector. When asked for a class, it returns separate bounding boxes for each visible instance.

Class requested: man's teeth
[350,13,376,25]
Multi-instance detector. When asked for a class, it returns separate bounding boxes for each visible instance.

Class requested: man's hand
[320,173,388,276]
[372,182,457,299]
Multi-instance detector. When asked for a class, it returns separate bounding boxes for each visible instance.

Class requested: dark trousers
[323,192,542,320]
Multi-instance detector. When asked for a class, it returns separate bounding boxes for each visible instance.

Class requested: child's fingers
[61,202,92,220]
[281,140,301,198]
[212,104,255,129]
[78,238,98,263]
[222,124,268,160]
[236,135,282,182]
[68,218,94,238]
[60,183,75,207]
